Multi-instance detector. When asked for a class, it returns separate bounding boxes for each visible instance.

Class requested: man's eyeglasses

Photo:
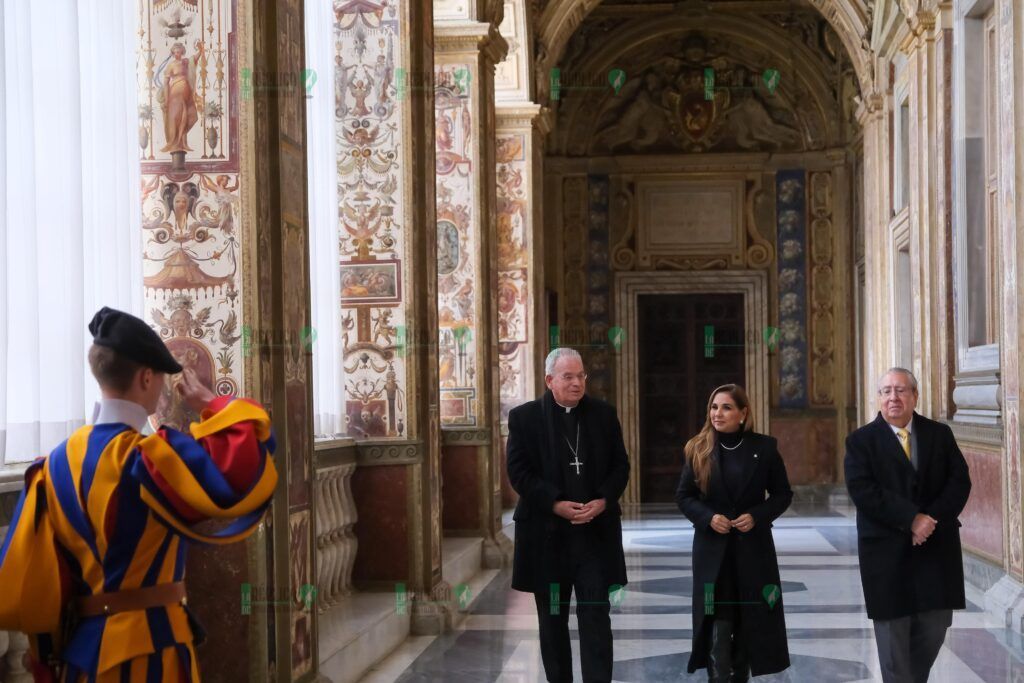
[558,373,588,382]
[878,386,913,397]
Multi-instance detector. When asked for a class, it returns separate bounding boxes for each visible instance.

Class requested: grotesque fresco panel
[335,0,408,439]
[139,1,243,431]
[435,63,480,428]
[497,133,531,419]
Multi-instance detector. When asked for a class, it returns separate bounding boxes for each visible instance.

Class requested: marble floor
[363,503,1024,682]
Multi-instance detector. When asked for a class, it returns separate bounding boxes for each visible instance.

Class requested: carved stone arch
[536,0,877,103]
[870,0,910,54]
[551,13,845,155]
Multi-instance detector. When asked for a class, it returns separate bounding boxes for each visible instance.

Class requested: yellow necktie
[896,428,911,460]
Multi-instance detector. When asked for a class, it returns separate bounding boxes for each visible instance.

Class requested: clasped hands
[553,499,607,524]
[710,513,755,534]
[911,513,938,546]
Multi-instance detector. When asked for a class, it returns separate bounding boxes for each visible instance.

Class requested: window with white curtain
[304,0,345,439]
[1,0,142,468]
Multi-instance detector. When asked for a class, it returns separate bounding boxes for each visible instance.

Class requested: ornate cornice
[434,21,510,65]
[355,440,424,466]
[496,101,544,128]
[855,91,885,125]
[313,438,358,469]
[441,428,493,445]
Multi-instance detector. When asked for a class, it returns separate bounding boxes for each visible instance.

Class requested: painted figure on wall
[156,42,203,157]
[200,173,239,234]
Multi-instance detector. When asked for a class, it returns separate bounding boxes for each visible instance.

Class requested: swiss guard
[0,307,278,682]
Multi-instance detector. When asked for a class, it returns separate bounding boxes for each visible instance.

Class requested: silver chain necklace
[720,438,744,451]
[564,422,580,458]
[564,423,583,475]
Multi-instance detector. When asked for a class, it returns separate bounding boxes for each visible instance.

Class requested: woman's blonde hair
[683,384,753,493]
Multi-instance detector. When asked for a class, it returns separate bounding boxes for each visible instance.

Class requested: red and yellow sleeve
[0,460,70,678]
[132,396,278,545]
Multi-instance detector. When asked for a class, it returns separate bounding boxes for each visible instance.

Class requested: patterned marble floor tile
[381,503,1024,683]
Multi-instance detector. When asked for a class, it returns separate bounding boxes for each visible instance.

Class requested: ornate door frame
[614,270,770,504]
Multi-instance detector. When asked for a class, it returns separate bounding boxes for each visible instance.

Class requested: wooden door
[637,293,746,503]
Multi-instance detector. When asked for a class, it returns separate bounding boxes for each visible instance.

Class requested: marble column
[433,11,510,566]
[995,0,1024,586]
[856,87,889,419]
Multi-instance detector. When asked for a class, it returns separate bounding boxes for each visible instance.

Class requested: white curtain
[0,0,141,466]
[305,0,345,439]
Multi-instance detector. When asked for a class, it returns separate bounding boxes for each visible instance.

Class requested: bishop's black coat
[675,432,793,676]
[844,412,972,621]
[507,391,630,594]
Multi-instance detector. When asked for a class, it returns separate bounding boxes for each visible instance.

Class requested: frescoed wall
[496,132,531,418]
[335,0,408,439]
[139,0,244,430]
[435,63,481,428]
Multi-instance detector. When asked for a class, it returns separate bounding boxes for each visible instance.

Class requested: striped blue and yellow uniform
[0,396,277,682]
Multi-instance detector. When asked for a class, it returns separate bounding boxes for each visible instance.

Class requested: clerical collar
[92,398,150,433]
[554,399,578,413]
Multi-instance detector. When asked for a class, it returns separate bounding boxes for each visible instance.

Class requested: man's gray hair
[545,347,583,376]
[878,367,919,392]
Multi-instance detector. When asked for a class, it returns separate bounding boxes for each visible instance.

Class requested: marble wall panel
[352,465,410,582]
[959,447,1005,562]
[441,445,481,530]
[770,415,835,485]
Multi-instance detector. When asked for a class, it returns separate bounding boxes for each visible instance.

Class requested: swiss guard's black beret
[88,307,183,374]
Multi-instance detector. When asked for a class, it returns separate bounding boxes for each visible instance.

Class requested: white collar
[554,399,578,413]
[91,398,150,433]
[888,415,913,435]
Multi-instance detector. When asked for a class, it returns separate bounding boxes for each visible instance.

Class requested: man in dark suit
[845,367,972,683]
[507,348,630,683]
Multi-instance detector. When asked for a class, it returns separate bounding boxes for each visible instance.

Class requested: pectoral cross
[570,455,583,475]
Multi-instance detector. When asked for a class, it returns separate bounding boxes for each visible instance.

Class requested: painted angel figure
[200,174,239,234]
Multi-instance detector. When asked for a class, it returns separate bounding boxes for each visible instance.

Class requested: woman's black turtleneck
[716,428,749,499]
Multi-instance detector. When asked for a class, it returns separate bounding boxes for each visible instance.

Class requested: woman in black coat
[676,384,793,681]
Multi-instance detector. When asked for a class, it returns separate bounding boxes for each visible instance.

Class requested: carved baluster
[338,462,358,595]
[5,631,32,683]
[320,467,340,608]
[314,469,332,612]
[328,468,346,602]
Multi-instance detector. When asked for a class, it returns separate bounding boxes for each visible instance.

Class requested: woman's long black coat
[675,432,793,676]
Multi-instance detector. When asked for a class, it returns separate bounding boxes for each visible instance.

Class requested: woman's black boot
[730,632,750,683]
[707,619,733,682]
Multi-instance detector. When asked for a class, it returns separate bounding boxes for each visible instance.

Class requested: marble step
[442,536,485,593]
[442,536,488,628]
[318,591,410,683]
